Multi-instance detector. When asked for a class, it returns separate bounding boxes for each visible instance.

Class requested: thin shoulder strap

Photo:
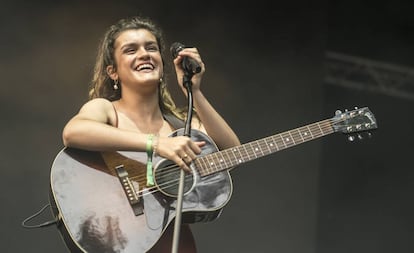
[163,113,185,130]
[111,102,119,128]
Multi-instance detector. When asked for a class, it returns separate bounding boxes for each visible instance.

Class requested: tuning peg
[366,132,372,138]
[335,110,342,116]
[348,135,355,142]
[357,134,363,140]
[354,106,359,110]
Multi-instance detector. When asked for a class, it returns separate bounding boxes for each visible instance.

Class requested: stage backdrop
[1,1,412,253]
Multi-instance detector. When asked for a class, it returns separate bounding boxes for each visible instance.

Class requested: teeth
[137,63,154,71]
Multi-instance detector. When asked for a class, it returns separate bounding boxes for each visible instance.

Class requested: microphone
[170,42,201,74]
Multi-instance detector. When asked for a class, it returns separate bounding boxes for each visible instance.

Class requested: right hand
[155,136,205,172]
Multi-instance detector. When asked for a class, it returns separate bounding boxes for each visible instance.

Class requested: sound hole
[154,159,194,197]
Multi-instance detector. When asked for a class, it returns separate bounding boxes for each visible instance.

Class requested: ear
[106,65,118,80]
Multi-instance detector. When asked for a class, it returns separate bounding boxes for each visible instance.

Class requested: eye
[125,48,136,54]
[146,44,159,52]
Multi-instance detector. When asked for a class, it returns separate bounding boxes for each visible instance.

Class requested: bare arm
[62,98,203,170]
[192,90,240,149]
[173,48,241,150]
[62,98,147,151]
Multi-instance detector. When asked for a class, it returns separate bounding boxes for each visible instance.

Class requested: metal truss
[324,51,414,100]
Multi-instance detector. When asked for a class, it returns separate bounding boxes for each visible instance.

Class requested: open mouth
[136,63,155,71]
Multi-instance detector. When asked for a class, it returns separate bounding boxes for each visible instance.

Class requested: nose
[137,47,151,59]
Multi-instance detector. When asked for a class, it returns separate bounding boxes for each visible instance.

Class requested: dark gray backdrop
[1,1,413,252]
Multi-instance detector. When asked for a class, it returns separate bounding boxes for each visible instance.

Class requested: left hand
[172,47,205,94]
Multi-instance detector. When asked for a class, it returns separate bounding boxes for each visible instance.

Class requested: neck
[119,87,162,118]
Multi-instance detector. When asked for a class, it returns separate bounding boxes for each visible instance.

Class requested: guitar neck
[195,118,334,176]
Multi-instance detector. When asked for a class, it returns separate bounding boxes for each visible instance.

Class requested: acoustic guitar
[49,107,377,252]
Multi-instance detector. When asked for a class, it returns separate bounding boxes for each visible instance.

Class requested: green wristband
[146,134,155,186]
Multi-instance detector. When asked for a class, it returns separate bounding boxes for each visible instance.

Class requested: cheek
[159,63,164,74]
[157,57,164,74]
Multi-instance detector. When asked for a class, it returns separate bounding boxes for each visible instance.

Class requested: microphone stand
[171,73,194,253]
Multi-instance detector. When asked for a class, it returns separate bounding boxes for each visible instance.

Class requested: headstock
[331,107,378,141]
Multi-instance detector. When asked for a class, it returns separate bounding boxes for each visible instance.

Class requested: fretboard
[195,118,334,176]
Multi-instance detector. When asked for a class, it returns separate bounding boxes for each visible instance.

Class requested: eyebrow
[119,41,158,50]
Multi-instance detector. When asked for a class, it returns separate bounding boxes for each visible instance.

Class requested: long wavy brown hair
[88,16,185,119]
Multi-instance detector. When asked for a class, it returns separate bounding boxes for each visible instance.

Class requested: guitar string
[130,118,336,183]
[137,120,336,197]
[129,117,345,197]
[128,117,343,196]
[126,113,370,197]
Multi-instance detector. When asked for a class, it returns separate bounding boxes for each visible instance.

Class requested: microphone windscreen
[170,42,185,58]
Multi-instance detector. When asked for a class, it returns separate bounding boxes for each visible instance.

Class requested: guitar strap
[163,113,185,130]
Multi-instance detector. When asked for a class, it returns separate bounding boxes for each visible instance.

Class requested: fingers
[174,48,205,71]
[176,156,191,172]
[178,143,198,172]
[179,152,192,172]
[157,136,204,172]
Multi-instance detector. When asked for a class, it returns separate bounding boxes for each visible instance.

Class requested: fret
[224,148,236,167]
[280,132,294,147]
[316,122,323,136]
[288,131,296,145]
[217,152,229,168]
[194,116,341,177]
[307,123,320,138]
[248,142,258,159]
[263,137,274,154]
[255,140,265,157]
[223,149,234,167]
[233,147,244,164]
[299,126,312,141]
[197,159,207,176]
[202,155,212,175]
[266,137,277,152]
[296,128,305,142]
[241,143,250,160]
[306,125,314,139]
[227,147,240,166]
[205,153,216,172]
[321,120,334,135]
[322,121,331,135]
[293,128,304,143]
[249,142,258,158]
[211,152,222,171]
[197,156,208,176]
[206,155,214,174]
[279,133,287,148]
[272,134,284,150]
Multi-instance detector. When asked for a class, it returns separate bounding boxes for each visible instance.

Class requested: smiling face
[107,28,163,91]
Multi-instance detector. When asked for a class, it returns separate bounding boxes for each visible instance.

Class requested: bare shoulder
[80,98,112,109]
[75,98,116,124]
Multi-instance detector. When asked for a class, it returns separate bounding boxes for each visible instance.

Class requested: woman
[62,16,240,252]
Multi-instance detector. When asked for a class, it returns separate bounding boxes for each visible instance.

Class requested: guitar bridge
[115,165,144,216]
